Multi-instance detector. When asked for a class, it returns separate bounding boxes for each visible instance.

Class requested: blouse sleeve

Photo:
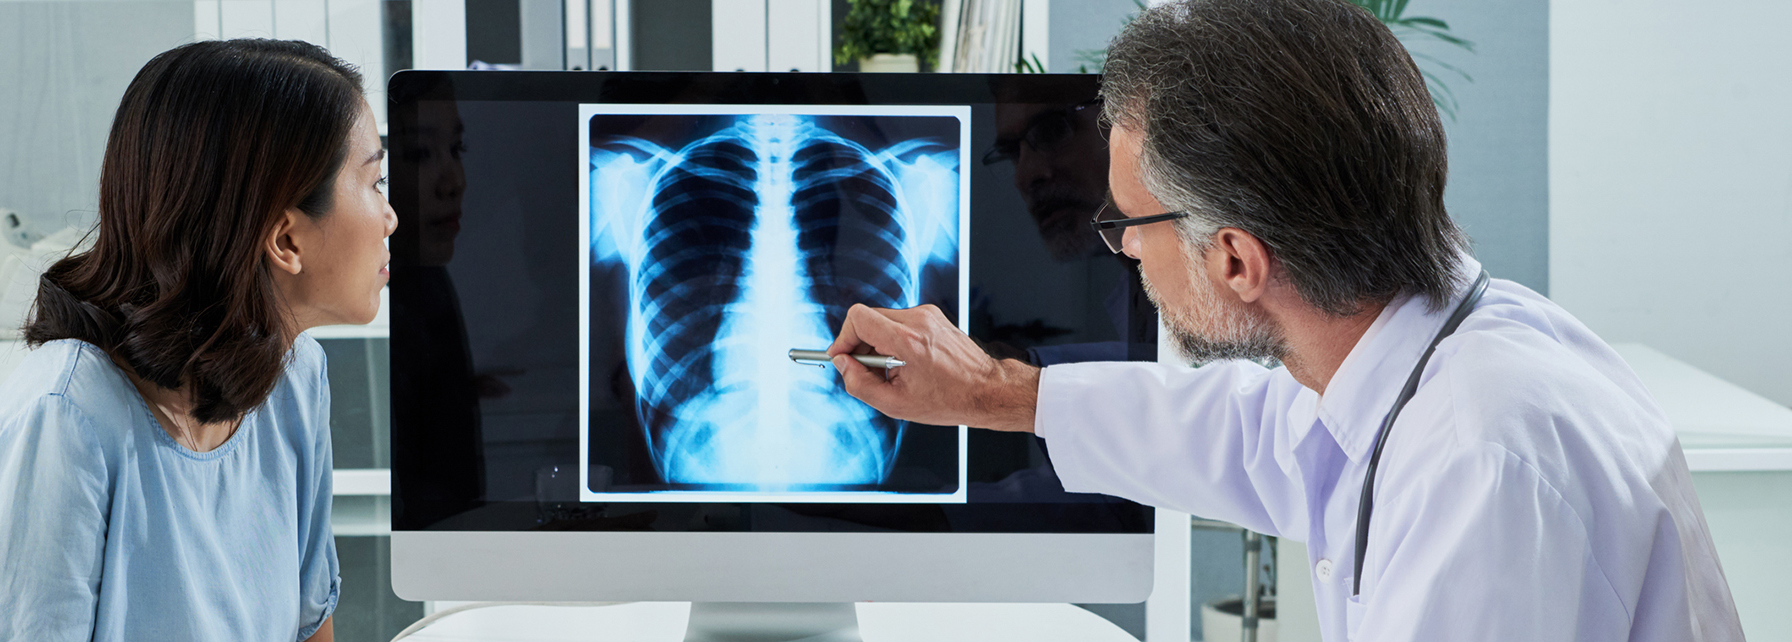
[294,341,339,641]
[0,395,111,641]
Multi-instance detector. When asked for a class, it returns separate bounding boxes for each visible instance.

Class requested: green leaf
[834,0,942,69]
[1408,51,1473,83]
[1419,67,1461,121]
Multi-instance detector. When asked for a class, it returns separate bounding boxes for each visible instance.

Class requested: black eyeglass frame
[1090,207,1189,253]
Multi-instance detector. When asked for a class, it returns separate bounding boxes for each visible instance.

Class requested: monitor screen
[388,71,1156,536]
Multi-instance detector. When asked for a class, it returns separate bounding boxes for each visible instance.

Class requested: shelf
[334,468,392,495]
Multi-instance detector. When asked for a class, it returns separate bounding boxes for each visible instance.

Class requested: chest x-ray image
[578,105,970,502]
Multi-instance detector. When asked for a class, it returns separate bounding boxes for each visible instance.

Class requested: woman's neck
[110,355,241,452]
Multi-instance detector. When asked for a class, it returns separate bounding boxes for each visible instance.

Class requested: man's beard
[1140,259,1288,365]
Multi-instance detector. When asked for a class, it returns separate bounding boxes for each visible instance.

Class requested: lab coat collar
[1314,255,1484,461]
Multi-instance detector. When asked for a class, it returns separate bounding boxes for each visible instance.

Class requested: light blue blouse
[0,336,338,641]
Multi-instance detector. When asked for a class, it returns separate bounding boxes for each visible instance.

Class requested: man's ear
[266,209,305,276]
[1209,227,1272,304]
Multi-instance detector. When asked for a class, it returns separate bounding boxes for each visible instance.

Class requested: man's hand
[827,303,1041,432]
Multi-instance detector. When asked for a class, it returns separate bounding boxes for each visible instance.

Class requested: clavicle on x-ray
[578,106,970,502]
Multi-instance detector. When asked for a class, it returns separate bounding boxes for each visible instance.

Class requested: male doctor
[827,0,1744,640]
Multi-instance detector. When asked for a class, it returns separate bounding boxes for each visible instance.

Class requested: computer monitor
[385,70,1162,611]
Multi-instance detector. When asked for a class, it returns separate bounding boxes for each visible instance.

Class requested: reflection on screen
[578,105,971,503]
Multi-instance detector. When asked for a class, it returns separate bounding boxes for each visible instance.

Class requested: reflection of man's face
[991,102,1110,261]
[408,101,467,266]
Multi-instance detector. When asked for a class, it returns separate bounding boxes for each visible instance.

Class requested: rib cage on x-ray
[588,114,958,490]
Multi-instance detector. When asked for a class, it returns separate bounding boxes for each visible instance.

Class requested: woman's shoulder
[2,339,136,405]
[0,339,141,445]
[283,333,327,396]
[288,333,326,380]
[261,333,329,422]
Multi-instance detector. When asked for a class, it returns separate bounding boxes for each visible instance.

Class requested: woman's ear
[266,209,305,276]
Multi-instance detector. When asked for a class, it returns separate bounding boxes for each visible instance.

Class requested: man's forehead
[1106,125,1157,213]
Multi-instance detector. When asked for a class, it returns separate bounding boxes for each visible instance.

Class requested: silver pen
[788,349,906,369]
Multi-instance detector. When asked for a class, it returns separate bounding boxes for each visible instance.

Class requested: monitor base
[684,603,862,642]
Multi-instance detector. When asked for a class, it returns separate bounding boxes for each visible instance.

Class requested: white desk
[403,602,1140,642]
[1606,344,1792,641]
[1612,344,1792,470]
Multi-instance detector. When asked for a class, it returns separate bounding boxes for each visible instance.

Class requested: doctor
[827,0,1744,640]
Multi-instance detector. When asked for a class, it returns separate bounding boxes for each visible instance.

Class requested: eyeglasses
[1090,203,1188,254]
[981,99,1101,166]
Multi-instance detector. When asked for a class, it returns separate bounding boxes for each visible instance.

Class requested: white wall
[0,2,196,237]
[1551,0,1792,406]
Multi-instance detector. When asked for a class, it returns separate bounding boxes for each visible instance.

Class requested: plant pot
[1201,596,1278,642]
[858,53,920,73]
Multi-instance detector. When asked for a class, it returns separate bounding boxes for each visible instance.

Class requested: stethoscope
[1351,270,1491,596]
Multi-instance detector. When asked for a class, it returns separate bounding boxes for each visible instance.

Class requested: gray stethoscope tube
[1352,270,1491,596]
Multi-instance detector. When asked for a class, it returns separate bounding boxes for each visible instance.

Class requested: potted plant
[835,0,941,73]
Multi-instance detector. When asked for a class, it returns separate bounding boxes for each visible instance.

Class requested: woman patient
[0,39,394,641]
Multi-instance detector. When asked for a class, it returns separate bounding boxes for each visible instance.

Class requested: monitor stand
[684,603,862,642]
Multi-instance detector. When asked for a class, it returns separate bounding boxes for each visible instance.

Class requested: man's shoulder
[1402,282,1675,495]
[1433,280,1659,428]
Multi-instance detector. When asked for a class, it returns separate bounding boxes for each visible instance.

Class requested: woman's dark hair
[24,39,364,423]
[1101,0,1469,315]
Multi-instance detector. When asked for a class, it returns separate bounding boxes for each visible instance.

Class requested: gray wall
[0,2,196,238]
[1046,0,1138,75]
[1409,0,1550,294]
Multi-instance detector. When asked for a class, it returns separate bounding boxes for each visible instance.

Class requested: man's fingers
[828,304,908,358]
[833,353,895,412]
[828,310,865,356]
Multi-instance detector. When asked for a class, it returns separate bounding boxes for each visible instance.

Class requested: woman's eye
[376,175,389,188]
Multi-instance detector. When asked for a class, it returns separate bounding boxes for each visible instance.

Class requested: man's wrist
[978,358,1041,432]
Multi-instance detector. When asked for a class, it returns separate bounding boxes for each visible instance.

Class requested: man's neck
[1272,297,1386,396]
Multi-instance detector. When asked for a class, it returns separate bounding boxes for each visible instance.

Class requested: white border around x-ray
[577,103,973,504]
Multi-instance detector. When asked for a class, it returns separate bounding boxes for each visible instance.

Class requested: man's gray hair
[1101,0,1470,315]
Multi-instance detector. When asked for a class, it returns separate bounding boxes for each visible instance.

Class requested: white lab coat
[1034,258,1744,641]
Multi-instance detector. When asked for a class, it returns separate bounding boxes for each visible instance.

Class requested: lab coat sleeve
[0,395,109,642]
[1033,360,1306,537]
[1351,431,1628,641]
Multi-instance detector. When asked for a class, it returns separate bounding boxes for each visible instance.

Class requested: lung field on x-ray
[588,112,960,493]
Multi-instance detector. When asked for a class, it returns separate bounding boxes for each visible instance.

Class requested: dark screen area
[388,71,1156,533]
